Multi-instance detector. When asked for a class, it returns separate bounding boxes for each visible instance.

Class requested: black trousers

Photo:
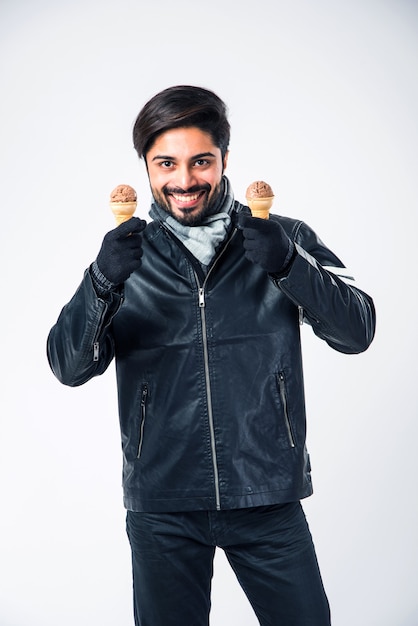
[126,502,331,625]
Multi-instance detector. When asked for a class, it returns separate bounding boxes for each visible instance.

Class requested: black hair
[133,85,230,160]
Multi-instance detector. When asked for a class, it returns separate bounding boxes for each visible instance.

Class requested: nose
[176,164,198,191]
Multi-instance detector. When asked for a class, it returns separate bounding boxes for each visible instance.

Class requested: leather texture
[47,203,376,512]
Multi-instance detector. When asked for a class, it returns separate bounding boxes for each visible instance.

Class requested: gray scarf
[149,176,235,267]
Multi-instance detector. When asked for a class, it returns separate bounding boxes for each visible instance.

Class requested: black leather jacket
[47,204,375,512]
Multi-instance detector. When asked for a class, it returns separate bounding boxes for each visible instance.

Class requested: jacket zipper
[194,228,238,510]
[277,372,296,448]
[92,304,107,362]
[137,384,148,458]
[92,295,124,362]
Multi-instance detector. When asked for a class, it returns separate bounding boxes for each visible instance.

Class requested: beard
[152,180,224,226]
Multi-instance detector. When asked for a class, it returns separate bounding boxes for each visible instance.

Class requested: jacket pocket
[276,372,296,448]
[137,383,149,458]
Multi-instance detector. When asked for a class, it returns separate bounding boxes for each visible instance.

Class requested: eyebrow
[151,151,217,162]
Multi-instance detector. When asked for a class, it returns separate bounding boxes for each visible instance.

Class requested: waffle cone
[246,197,274,219]
[110,201,137,225]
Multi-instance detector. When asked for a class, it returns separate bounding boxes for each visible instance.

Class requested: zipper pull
[298,306,304,325]
[141,384,148,406]
[198,288,205,308]
[93,342,99,362]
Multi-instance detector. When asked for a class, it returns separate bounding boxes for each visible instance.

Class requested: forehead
[148,127,219,158]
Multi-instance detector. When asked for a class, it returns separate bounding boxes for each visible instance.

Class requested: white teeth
[172,193,200,202]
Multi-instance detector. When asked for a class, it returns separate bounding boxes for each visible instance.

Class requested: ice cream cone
[109,184,137,225]
[246,197,274,219]
[245,181,274,219]
[110,201,137,225]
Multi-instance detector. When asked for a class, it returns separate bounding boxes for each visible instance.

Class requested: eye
[160,160,173,168]
[194,158,210,167]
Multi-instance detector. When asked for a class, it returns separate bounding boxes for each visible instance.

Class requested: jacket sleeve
[275,219,376,354]
[47,269,123,386]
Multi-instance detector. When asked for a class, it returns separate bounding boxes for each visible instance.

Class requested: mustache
[163,183,211,195]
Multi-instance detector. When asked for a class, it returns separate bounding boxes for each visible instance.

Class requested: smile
[171,192,203,203]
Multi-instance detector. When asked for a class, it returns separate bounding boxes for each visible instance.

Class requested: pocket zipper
[137,384,149,458]
[277,372,296,448]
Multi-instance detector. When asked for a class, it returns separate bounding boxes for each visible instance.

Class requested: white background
[1,0,417,624]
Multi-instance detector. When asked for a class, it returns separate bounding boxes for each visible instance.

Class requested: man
[47,85,376,625]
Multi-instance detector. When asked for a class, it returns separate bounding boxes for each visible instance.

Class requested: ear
[222,150,229,172]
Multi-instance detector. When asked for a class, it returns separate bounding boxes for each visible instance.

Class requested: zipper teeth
[193,228,237,511]
[137,385,148,458]
[199,301,221,509]
[278,373,296,448]
[91,304,108,362]
[91,295,124,362]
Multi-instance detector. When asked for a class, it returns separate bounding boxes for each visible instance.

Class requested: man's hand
[96,217,147,286]
[238,212,295,274]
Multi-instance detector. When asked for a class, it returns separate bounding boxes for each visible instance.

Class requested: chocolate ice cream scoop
[110,184,137,202]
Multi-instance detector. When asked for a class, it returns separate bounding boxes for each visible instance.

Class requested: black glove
[94,217,147,288]
[238,212,295,274]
